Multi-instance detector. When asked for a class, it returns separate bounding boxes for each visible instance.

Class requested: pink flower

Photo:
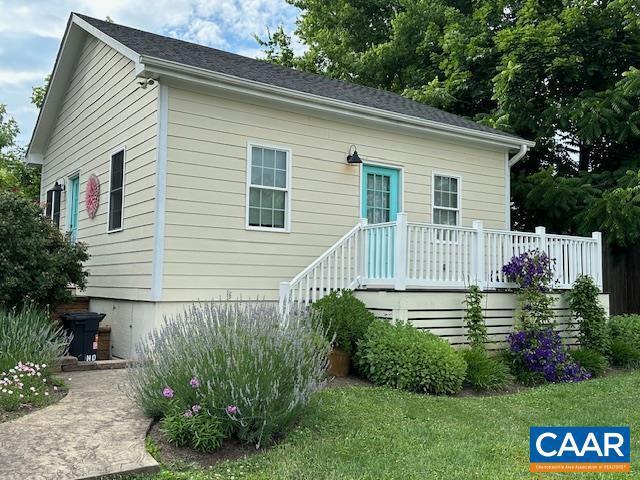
[189,377,200,389]
[162,386,174,398]
[191,404,201,414]
[226,405,238,415]
[183,409,193,418]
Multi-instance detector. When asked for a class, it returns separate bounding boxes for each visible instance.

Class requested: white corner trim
[504,152,511,229]
[152,83,169,301]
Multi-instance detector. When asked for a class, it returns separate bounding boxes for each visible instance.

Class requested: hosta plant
[128,301,331,449]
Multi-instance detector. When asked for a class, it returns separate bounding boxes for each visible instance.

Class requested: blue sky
[0,0,302,147]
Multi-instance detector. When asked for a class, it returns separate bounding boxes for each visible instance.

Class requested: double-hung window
[45,184,62,227]
[432,174,460,226]
[108,148,125,232]
[247,144,290,231]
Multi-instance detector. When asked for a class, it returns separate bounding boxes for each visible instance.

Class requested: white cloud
[0,0,304,146]
[0,69,47,87]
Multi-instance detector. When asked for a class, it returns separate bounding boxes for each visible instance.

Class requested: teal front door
[361,165,400,280]
[68,176,79,242]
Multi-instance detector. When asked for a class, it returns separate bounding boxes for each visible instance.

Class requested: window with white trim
[45,184,62,227]
[108,149,125,232]
[247,145,290,230]
[433,174,460,225]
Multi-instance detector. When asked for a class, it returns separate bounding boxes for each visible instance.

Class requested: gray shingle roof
[77,14,525,142]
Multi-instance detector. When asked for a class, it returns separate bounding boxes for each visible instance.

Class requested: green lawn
[129,371,640,480]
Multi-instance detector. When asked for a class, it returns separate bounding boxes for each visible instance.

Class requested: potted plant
[312,290,375,377]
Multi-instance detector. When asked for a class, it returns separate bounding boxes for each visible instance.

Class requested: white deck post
[535,226,547,253]
[279,281,290,315]
[394,212,408,290]
[358,218,368,285]
[472,220,486,289]
[592,231,603,291]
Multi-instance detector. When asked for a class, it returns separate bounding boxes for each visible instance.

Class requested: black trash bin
[60,312,106,362]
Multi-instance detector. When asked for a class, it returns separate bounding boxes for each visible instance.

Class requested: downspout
[505,144,529,229]
[508,144,528,168]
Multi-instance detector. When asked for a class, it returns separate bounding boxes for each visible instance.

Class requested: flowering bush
[128,301,331,449]
[502,250,555,331]
[0,305,70,373]
[0,361,63,411]
[506,329,590,385]
[502,250,554,291]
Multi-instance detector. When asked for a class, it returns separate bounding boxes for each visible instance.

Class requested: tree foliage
[0,191,89,310]
[266,0,640,246]
[0,76,48,201]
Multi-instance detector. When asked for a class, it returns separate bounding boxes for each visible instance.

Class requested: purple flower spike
[189,377,200,388]
[226,405,238,415]
[162,386,174,398]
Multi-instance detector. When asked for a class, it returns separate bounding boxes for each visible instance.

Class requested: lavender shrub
[127,301,331,449]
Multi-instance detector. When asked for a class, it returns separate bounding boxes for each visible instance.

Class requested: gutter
[140,56,536,151]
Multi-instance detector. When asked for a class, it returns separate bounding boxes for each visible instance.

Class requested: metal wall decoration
[86,174,100,219]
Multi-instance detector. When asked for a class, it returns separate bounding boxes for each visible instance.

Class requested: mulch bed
[148,421,260,469]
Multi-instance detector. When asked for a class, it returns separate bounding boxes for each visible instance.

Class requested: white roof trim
[141,56,534,151]
[26,15,145,159]
[28,13,533,161]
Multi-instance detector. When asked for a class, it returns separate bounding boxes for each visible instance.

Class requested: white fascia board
[71,14,143,66]
[27,15,146,158]
[140,56,536,151]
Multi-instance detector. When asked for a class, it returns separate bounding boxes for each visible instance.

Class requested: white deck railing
[279,213,603,312]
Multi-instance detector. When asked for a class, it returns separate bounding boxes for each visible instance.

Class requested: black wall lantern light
[346,145,362,164]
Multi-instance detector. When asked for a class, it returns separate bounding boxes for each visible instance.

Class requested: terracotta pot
[328,348,351,377]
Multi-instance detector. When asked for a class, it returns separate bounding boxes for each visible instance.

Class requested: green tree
[1,76,48,200]
[0,191,89,310]
[267,0,640,245]
[0,105,40,200]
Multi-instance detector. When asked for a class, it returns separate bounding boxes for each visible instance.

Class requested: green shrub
[461,349,509,391]
[570,348,609,377]
[609,338,640,368]
[356,320,467,395]
[567,276,609,354]
[609,315,640,349]
[128,301,331,449]
[0,305,69,373]
[608,315,640,368]
[312,290,375,355]
[161,406,225,452]
[463,286,487,349]
[0,191,88,309]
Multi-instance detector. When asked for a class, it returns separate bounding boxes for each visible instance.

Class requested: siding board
[39,36,158,301]
[163,85,510,301]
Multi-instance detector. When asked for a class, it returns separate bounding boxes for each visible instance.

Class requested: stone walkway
[0,369,159,480]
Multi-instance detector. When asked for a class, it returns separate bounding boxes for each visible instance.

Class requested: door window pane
[367,173,391,224]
